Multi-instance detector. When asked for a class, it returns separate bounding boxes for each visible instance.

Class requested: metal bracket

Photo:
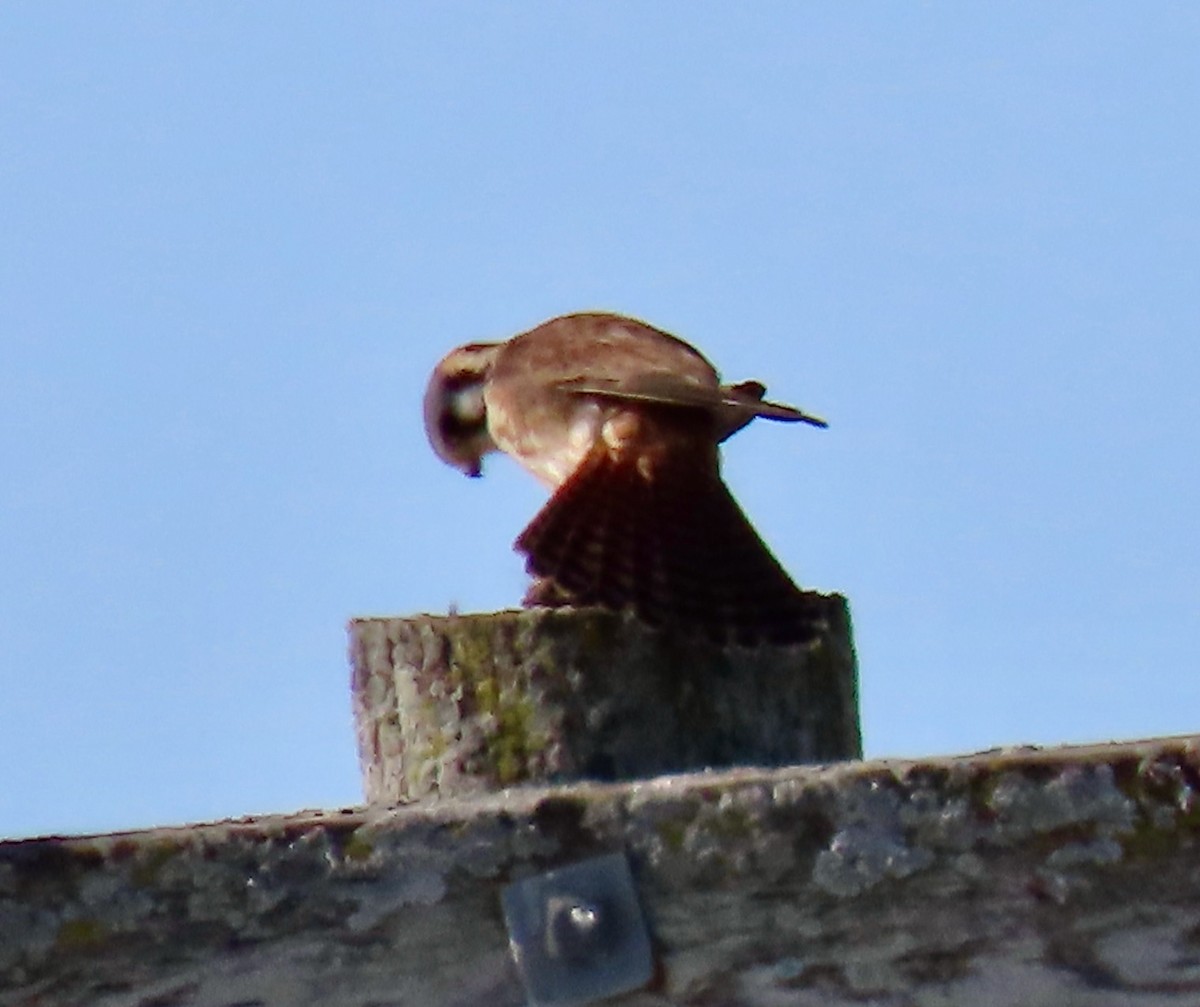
[501,851,653,1006]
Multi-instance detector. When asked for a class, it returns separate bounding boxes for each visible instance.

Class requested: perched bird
[423,312,827,645]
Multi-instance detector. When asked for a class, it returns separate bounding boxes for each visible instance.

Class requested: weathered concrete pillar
[349,596,860,804]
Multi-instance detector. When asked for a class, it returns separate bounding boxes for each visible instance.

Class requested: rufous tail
[515,447,822,645]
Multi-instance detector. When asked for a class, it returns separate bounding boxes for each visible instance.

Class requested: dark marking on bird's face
[438,376,488,441]
[429,380,490,475]
[438,386,487,477]
[423,344,501,478]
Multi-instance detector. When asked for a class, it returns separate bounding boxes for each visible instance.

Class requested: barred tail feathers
[515,448,819,645]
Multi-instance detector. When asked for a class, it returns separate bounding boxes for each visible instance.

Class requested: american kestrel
[423,312,828,645]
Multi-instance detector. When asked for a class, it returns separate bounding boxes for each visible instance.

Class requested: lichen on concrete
[350,601,860,804]
[3,736,1200,1006]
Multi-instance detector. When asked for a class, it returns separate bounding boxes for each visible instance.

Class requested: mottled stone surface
[3,736,1200,1006]
[350,601,860,803]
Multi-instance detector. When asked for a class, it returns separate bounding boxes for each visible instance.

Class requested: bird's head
[423,342,503,478]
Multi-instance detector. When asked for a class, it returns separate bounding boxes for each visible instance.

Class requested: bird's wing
[557,374,828,428]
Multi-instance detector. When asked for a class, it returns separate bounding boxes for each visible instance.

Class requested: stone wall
[3,735,1199,1006]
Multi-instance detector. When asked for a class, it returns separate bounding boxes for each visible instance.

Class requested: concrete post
[349,597,860,804]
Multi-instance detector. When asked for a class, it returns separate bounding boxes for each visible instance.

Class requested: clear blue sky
[3,5,1198,840]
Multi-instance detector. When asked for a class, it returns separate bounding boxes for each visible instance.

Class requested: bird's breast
[486,388,605,488]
